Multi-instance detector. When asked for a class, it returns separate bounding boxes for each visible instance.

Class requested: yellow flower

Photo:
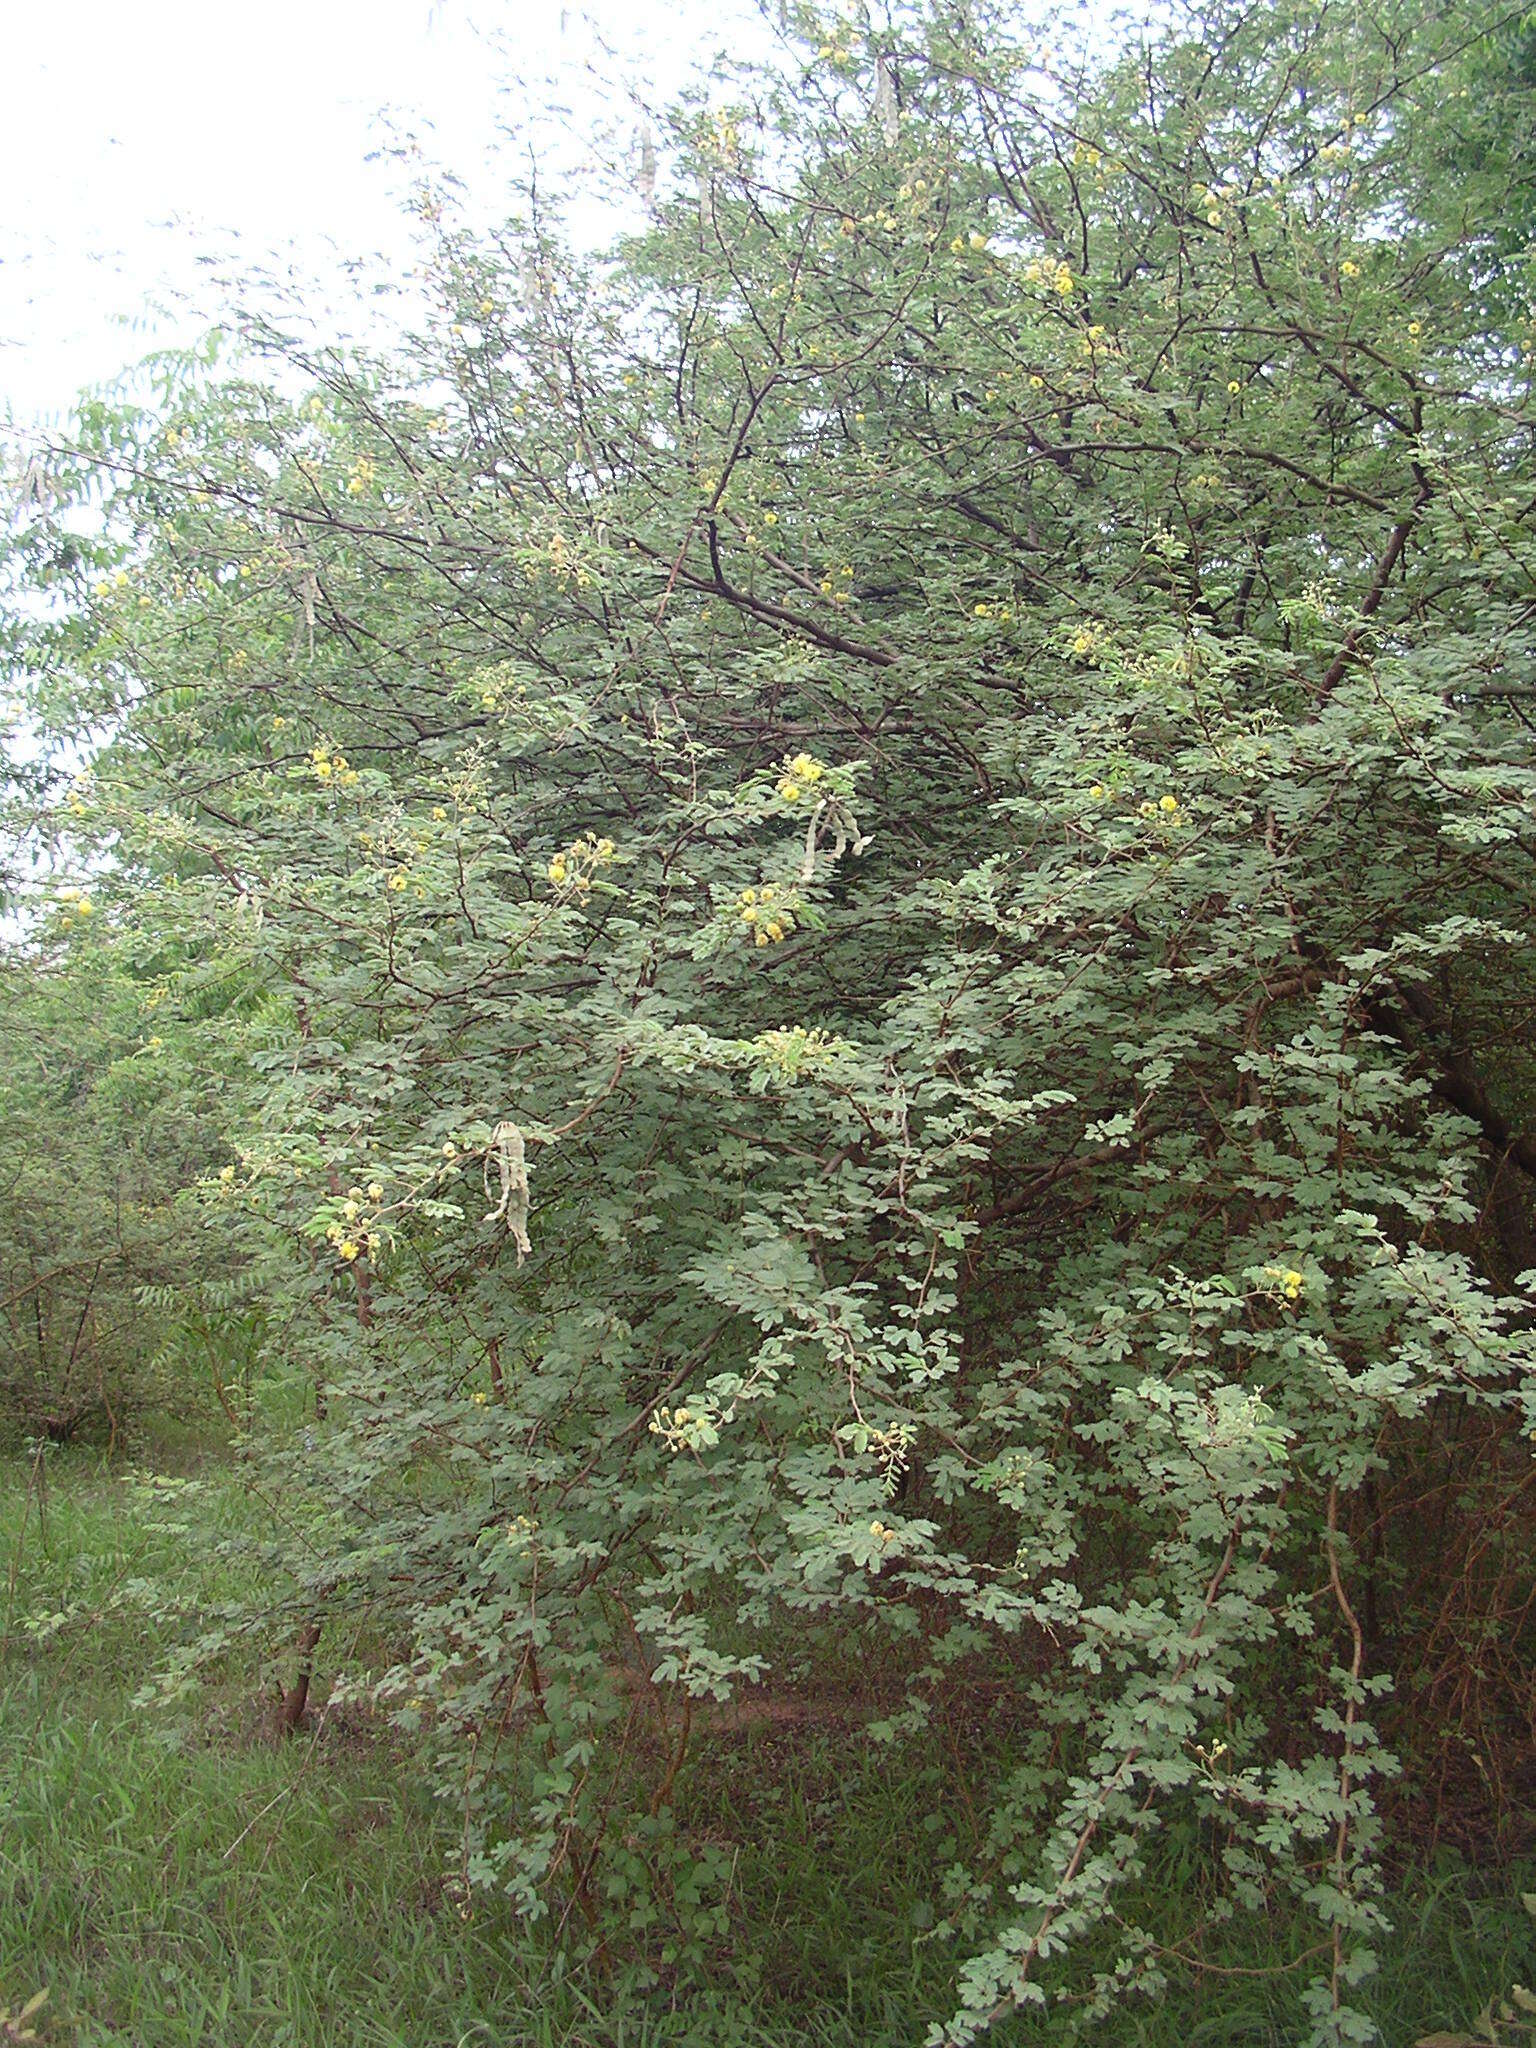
[442,1141,457,1159]
[755,929,770,947]
[1089,783,1106,799]
[547,857,568,883]
[1227,379,1242,394]
[1407,320,1422,337]
[479,297,494,315]
[1159,794,1179,813]
[432,805,447,821]
[950,235,966,254]
[388,871,408,893]
[740,905,759,924]
[763,509,778,525]
[596,836,615,858]
[1138,801,1156,818]
[1055,268,1074,294]
[367,1183,383,1202]
[343,1199,360,1221]
[1341,260,1360,278]
[740,886,758,904]
[76,898,94,917]
[338,1240,360,1262]
[219,1164,236,1183]
[472,1390,489,1405]
[788,752,818,779]
[765,920,785,942]
[1206,208,1222,226]
[778,779,801,802]
[967,230,987,250]
[1029,374,1044,389]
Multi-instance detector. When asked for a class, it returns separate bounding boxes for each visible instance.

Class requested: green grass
[3,1439,1532,2047]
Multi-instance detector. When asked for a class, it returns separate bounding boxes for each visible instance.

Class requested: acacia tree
[7,0,1536,2036]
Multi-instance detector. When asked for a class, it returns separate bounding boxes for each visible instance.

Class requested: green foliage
[0,943,258,1449]
[4,0,1536,2040]
[4,1453,1534,2048]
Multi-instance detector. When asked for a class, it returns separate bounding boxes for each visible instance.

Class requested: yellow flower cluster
[647,1401,718,1451]
[310,743,359,788]
[325,1182,386,1263]
[345,457,376,498]
[1265,1265,1306,1302]
[776,751,825,802]
[750,1024,845,1079]
[1136,794,1183,820]
[505,1513,537,1545]
[1199,183,1230,226]
[737,883,796,946]
[536,529,592,589]
[56,886,94,926]
[546,832,616,897]
[1023,256,1075,295]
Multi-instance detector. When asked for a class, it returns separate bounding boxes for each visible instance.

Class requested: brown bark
[279,1618,324,1734]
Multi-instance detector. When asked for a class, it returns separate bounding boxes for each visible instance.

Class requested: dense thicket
[4,1,1535,2038]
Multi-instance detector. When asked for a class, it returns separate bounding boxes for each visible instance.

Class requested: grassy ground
[3,1435,1532,2048]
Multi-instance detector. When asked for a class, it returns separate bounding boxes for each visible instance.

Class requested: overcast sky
[0,0,764,432]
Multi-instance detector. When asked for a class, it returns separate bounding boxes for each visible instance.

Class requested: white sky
[1,0,764,432]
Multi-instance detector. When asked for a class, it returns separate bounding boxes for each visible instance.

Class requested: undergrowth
[2,1441,1532,2048]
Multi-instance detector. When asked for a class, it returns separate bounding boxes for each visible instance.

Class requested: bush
[6,1,1535,2038]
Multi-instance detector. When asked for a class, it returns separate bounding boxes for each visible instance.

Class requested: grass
[3,1433,1533,2047]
